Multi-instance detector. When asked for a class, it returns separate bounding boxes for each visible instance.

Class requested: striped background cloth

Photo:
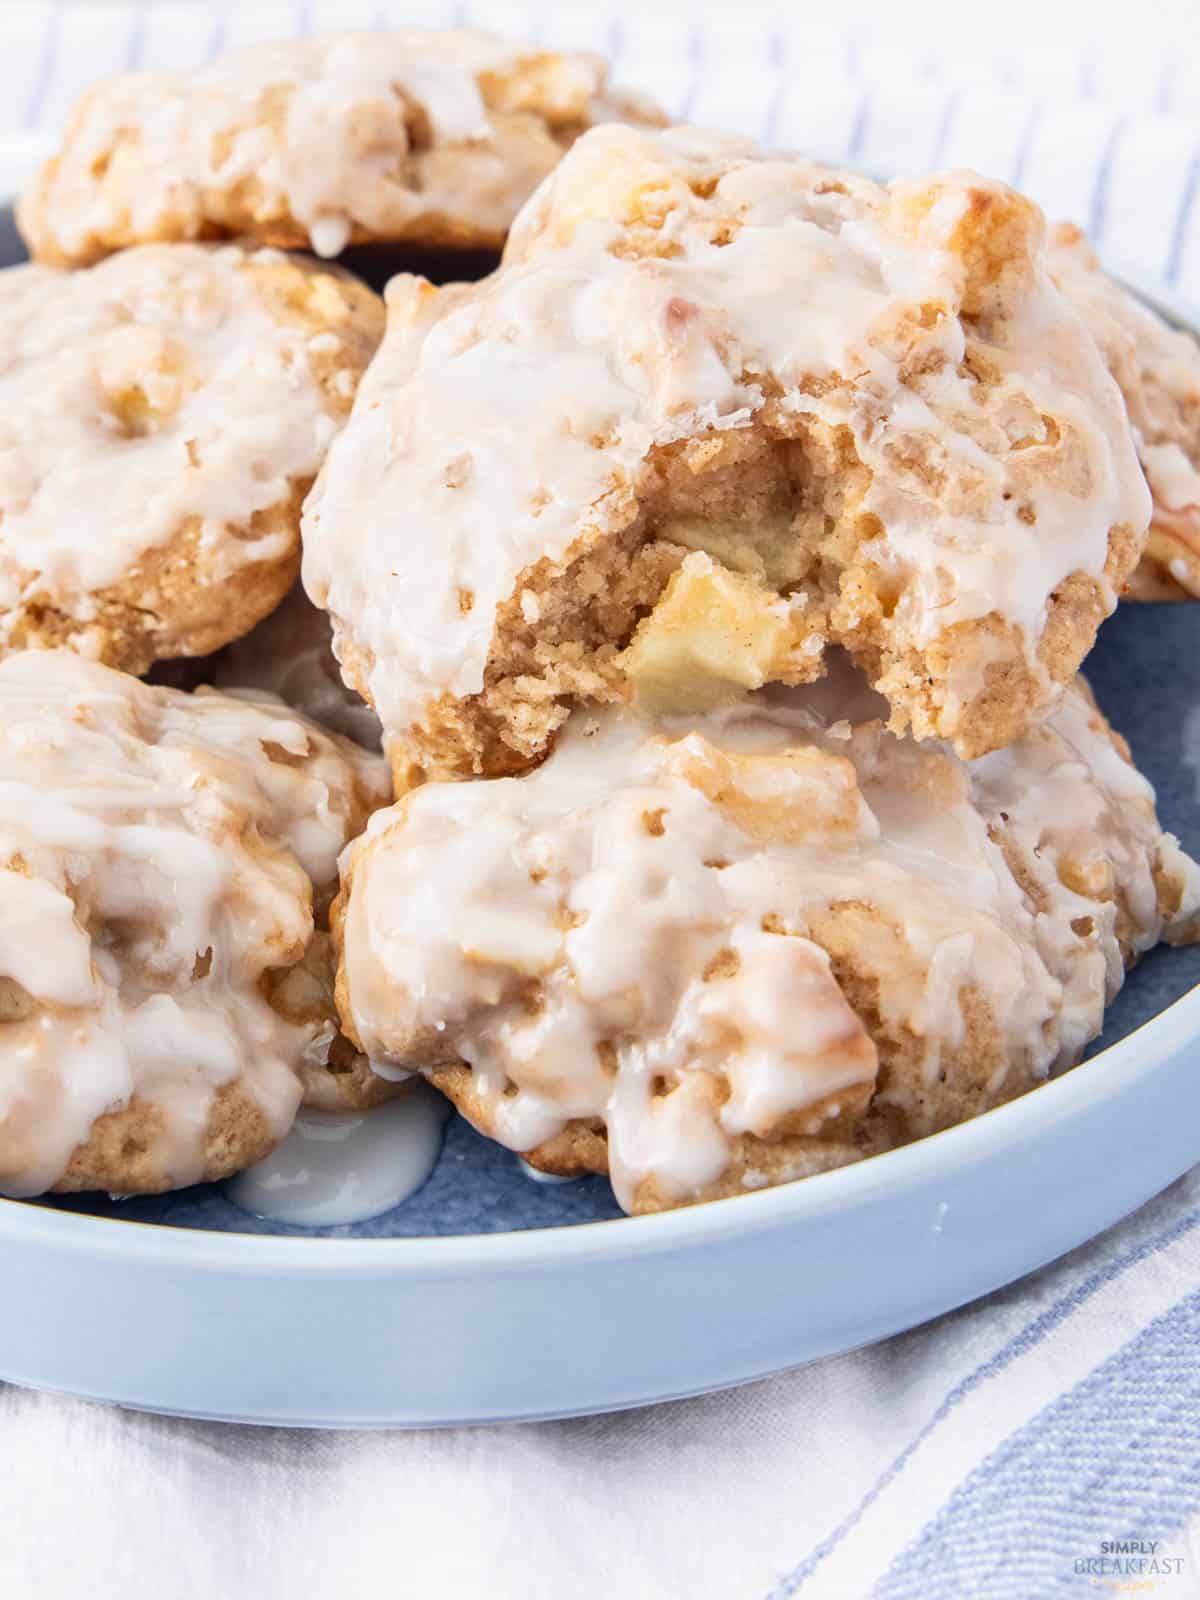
[3,4,1200,1599]
[2,0,1200,299]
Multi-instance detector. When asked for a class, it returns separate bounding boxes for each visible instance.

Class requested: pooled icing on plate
[226,1084,447,1227]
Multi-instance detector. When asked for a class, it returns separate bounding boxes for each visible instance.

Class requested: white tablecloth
[3,4,1200,1596]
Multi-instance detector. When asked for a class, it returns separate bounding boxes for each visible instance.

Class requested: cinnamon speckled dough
[18,30,664,267]
[0,244,383,675]
[265,931,401,1114]
[0,651,390,1197]
[1049,223,1200,600]
[303,125,1150,782]
[333,667,1200,1215]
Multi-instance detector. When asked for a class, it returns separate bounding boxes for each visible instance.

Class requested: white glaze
[1048,224,1200,588]
[0,650,386,1196]
[22,31,658,259]
[1049,225,1200,514]
[0,245,360,648]
[225,1083,447,1226]
[517,1158,577,1186]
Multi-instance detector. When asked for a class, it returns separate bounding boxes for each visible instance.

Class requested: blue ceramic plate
[1,211,1198,1424]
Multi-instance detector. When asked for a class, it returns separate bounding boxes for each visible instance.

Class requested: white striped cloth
[2,0,1200,294]
[4,1171,1200,1597]
[3,5,1200,1598]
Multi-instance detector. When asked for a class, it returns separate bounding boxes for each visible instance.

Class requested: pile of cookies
[2,29,1199,1216]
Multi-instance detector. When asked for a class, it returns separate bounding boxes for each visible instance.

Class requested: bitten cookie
[1049,222,1200,600]
[0,651,390,1197]
[303,125,1150,782]
[18,29,664,266]
[0,243,383,675]
[333,666,1199,1215]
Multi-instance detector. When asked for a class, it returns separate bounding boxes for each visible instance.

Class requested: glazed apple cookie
[1049,222,1200,600]
[18,30,663,267]
[0,243,383,675]
[303,125,1151,780]
[333,664,1199,1215]
[0,650,390,1197]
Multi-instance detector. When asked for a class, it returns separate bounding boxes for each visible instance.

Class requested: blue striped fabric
[871,1290,1200,1599]
[771,1203,1200,1597]
[2,1,1199,294]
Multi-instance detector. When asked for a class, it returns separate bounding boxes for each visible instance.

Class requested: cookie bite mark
[333,669,1199,1214]
[18,30,665,267]
[0,244,383,675]
[304,126,1150,777]
[0,651,390,1195]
